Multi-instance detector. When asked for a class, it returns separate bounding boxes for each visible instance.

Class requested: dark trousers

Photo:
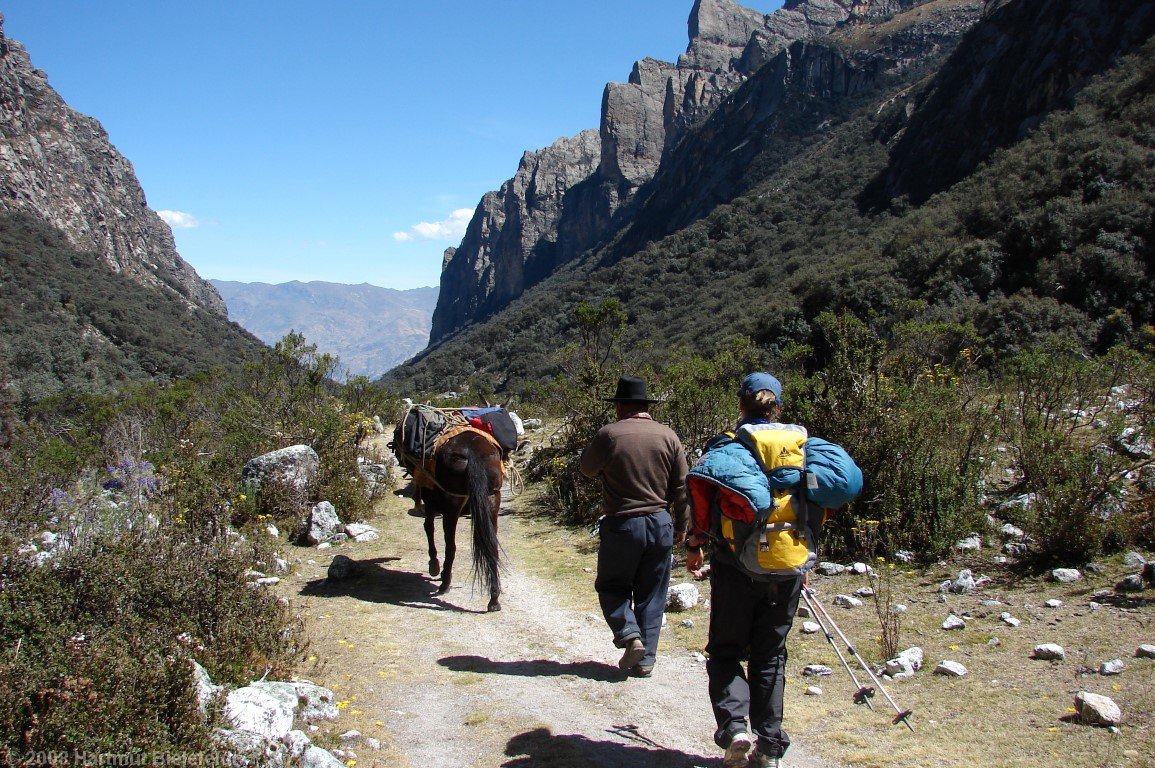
[594,510,674,667]
[705,559,803,758]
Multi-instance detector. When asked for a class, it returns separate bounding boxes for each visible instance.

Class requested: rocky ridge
[0,12,225,316]
[429,0,935,344]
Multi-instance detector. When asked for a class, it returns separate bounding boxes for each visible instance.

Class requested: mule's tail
[466,451,502,597]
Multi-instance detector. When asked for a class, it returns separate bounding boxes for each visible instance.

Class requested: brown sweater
[579,415,689,532]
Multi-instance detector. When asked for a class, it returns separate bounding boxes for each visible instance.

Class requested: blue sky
[2,1,783,290]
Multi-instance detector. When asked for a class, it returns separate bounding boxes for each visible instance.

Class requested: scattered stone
[1075,691,1122,727]
[815,562,847,576]
[948,569,978,594]
[803,664,833,677]
[692,652,707,663]
[1115,426,1152,459]
[667,582,701,611]
[894,550,914,563]
[1092,589,1114,600]
[893,604,908,613]
[266,524,280,538]
[305,501,343,545]
[327,554,357,581]
[1135,644,1155,659]
[801,621,821,635]
[523,418,543,430]
[955,534,982,551]
[1099,660,1124,676]
[1116,574,1144,593]
[191,661,221,715]
[282,730,311,758]
[981,599,1003,607]
[991,555,1008,565]
[805,686,823,696]
[988,637,1001,647]
[302,745,347,768]
[1000,523,1025,539]
[679,619,694,628]
[344,523,380,543]
[1143,562,1155,586]
[942,615,966,631]
[1122,551,1147,569]
[999,612,1021,628]
[363,738,381,750]
[1032,643,1065,661]
[1085,562,1108,575]
[936,594,948,603]
[795,604,812,618]
[1045,599,1063,608]
[214,728,285,766]
[854,587,875,598]
[897,647,924,671]
[339,730,362,744]
[850,562,870,575]
[934,660,968,677]
[1049,568,1083,583]
[256,577,281,586]
[834,594,864,608]
[1003,541,1029,557]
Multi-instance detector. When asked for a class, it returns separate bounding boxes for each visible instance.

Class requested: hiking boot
[630,664,653,678]
[721,732,752,768]
[617,638,645,671]
[748,747,782,768]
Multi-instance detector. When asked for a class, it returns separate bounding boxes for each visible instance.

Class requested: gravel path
[286,483,840,768]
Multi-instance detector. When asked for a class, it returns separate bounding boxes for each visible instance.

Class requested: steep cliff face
[0,14,226,316]
[864,0,1155,205]
[430,0,936,344]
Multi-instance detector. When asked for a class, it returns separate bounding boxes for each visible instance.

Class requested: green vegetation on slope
[0,213,266,410]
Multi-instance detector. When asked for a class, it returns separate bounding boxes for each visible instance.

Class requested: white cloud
[392,208,473,242]
[157,210,201,229]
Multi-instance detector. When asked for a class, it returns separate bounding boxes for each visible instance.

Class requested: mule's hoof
[428,560,441,577]
[437,583,451,595]
[487,601,502,612]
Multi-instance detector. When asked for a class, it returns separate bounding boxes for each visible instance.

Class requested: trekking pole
[800,589,876,711]
[802,586,915,732]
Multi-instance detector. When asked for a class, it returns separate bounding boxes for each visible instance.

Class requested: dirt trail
[283,478,840,768]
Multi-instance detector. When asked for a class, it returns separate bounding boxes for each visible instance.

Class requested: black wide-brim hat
[603,375,661,403]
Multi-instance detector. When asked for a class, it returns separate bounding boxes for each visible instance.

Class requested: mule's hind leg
[423,509,440,578]
[438,511,458,595]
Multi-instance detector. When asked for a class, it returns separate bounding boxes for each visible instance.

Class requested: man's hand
[686,548,705,579]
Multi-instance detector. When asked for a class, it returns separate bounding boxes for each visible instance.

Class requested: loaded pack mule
[391,405,513,611]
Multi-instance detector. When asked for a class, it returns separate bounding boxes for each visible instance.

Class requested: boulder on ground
[242,445,320,495]
[305,501,342,545]
[1032,643,1065,661]
[667,582,701,611]
[1075,691,1122,727]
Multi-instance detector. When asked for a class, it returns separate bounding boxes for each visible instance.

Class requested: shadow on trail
[502,726,712,768]
[298,556,484,614]
[439,654,624,682]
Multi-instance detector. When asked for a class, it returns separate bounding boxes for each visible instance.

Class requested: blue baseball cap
[738,372,783,403]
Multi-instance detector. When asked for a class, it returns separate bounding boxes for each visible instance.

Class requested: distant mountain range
[210,280,438,380]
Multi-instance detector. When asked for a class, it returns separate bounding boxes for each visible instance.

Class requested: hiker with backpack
[580,375,689,678]
[684,372,861,768]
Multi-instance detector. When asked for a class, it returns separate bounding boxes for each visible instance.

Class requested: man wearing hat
[580,375,689,677]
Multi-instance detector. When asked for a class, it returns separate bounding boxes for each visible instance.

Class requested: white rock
[1136,644,1155,659]
[1049,568,1083,583]
[190,660,221,715]
[855,587,875,598]
[692,652,707,662]
[801,621,821,634]
[802,664,833,677]
[897,647,924,671]
[666,582,701,612]
[942,615,966,631]
[363,737,381,750]
[256,577,281,586]
[1000,523,1025,539]
[955,534,982,551]
[934,660,968,677]
[834,594,864,608]
[1122,551,1147,569]
[266,525,280,538]
[949,569,978,594]
[301,746,346,768]
[815,562,847,576]
[214,728,285,767]
[894,550,914,563]
[1045,599,1064,608]
[282,730,312,758]
[679,619,694,628]
[805,686,823,696]
[1000,613,1021,628]
[851,562,870,575]
[1032,643,1065,661]
[345,523,380,543]
[293,682,340,722]
[39,531,59,547]
[224,685,296,739]
[339,730,362,744]
[892,604,908,613]
[306,501,343,545]
[1075,691,1122,727]
[1100,659,1124,676]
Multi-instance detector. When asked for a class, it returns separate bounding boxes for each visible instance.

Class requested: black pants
[594,510,674,668]
[705,559,803,758]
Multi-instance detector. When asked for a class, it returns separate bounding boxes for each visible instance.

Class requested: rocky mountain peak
[0,15,225,316]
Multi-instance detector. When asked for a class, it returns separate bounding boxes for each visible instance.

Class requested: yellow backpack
[718,423,818,577]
